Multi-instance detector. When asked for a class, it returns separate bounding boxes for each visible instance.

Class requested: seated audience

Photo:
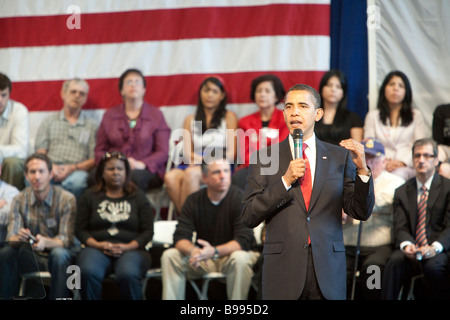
[364,70,427,180]
[164,76,237,213]
[0,165,19,241]
[381,138,450,300]
[161,157,259,300]
[232,74,288,190]
[94,68,170,191]
[0,73,29,190]
[0,153,77,300]
[343,138,404,299]
[432,103,450,178]
[75,151,153,300]
[35,78,97,199]
[315,69,363,144]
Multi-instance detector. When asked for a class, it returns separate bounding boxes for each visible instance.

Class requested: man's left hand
[339,138,369,175]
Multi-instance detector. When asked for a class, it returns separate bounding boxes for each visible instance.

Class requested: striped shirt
[7,185,76,247]
[34,110,97,164]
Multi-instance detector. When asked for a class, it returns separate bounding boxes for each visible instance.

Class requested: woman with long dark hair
[164,76,238,213]
[315,69,363,144]
[75,151,153,300]
[364,70,427,180]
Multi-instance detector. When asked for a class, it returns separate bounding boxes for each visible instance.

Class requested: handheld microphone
[293,129,303,159]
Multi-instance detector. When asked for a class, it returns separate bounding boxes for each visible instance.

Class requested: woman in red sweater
[232,74,289,190]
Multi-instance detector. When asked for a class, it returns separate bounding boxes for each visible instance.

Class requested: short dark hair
[24,153,52,173]
[0,73,12,93]
[412,138,438,158]
[285,84,321,109]
[118,68,147,91]
[250,74,285,104]
[201,155,230,175]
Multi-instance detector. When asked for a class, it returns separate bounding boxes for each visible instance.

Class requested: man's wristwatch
[212,247,219,260]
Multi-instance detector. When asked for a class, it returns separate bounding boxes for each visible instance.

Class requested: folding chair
[18,271,81,299]
[146,140,176,221]
[142,220,178,299]
[397,274,424,300]
[18,271,51,297]
[187,223,264,300]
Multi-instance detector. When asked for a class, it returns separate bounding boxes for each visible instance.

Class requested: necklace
[129,118,137,128]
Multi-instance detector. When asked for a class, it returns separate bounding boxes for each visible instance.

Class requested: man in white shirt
[382,138,450,299]
[0,165,20,241]
[0,73,29,190]
[343,138,405,299]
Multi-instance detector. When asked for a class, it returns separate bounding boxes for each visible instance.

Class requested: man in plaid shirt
[0,153,77,299]
[35,78,97,199]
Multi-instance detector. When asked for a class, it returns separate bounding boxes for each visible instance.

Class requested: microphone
[293,129,303,159]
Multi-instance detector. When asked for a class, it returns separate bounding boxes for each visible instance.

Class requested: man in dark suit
[381,138,450,300]
[241,84,374,300]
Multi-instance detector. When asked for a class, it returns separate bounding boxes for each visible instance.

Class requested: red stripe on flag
[0,4,330,48]
[10,71,325,112]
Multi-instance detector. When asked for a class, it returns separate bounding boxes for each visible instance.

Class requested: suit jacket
[241,137,374,300]
[393,172,450,250]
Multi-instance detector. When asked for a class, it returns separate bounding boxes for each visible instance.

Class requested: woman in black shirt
[315,70,363,144]
[75,151,153,300]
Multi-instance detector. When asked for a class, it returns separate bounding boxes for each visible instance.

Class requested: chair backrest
[151,220,178,247]
[165,139,177,172]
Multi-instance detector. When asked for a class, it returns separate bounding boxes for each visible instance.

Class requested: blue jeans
[76,247,151,300]
[56,170,89,199]
[0,242,76,299]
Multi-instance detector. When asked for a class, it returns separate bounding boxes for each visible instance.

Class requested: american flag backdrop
[0,0,331,148]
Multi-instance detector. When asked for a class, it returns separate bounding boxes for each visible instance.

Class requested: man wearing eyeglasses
[34,78,97,199]
[382,138,450,299]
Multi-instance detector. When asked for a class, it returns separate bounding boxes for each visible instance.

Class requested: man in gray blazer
[381,138,450,299]
[241,84,374,300]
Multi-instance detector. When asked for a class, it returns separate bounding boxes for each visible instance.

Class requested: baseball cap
[362,137,385,156]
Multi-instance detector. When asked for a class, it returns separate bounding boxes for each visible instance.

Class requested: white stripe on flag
[1,36,329,81]
[0,0,330,18]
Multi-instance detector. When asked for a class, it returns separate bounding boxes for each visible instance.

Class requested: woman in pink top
[364,70,427,180]
[95,69,170,191]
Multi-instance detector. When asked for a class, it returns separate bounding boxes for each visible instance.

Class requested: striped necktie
[415,186,428,247]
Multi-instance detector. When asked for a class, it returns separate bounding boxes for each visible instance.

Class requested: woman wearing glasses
[364,71,427,180]
[75,151,153,300]
[94,69,171,191]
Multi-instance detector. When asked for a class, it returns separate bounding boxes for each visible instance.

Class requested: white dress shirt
[0,99,29,162]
